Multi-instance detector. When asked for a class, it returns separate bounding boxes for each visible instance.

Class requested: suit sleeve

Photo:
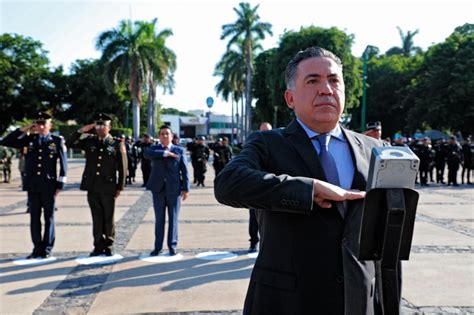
[179,148,190,192]
[57,136,68,190]
[144,146,166,159]
[0,129,29,149]
[116,141,127,191]
[214,131,314,214]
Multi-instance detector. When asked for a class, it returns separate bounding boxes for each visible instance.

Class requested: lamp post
[361,45,377,132]
[124,101,130,128]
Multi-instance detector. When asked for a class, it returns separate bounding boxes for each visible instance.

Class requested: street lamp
[361,45,377,132]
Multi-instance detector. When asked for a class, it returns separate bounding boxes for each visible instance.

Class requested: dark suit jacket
[144,144,190,195]
[214,119,383,315]
[70,132,127,195]
[1,129,68,193]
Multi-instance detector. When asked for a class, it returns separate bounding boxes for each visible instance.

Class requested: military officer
[446,136,463,186]
[69,113,127,256]
[0,112,68,258]
[190,136,209,186]
[0,144,15,183]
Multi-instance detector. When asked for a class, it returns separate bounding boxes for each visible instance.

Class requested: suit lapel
[342,127,368,191]
[285,119,326,181]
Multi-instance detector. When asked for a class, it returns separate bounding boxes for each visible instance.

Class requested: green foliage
[350,54,423,136]
[161,107,195,116]
[252,48,277,126]
[220,2,273,135]
[54,124,79,139]
[58,59,125,125]
[0,33,52,132]
[110,127,133,137]
[385,27,422,57]
[96,18,176,138]
[406,24,474,136]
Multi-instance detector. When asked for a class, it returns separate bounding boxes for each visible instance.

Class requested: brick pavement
[0,158,472,314]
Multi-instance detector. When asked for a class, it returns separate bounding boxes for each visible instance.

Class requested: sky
[1,0,473,116]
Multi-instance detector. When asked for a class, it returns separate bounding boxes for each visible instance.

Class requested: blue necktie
[315,134,340,186]
[315,134,345,218]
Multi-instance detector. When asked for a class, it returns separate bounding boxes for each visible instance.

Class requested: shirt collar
[295,117,346,142]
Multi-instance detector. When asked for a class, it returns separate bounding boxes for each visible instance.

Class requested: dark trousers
[28,191,55,255]
[195,161,206,185]
[152,191,181,251]
[191,160,198,183]
[214,163,224,177]
[249,209,259,247]
[462,165,472,184]
[87,192,116,251]
[436,162,445,183]
[141,160,151,185]
[448,163,459,185]
[420,169,429,185]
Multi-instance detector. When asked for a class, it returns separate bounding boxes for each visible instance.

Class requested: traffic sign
[206,97,214,108]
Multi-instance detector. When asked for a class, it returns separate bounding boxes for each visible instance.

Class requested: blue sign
[206,97,214,108]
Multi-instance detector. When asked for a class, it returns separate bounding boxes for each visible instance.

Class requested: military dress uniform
[0,114,68,258]
[446,140,463,186]
[190,138,210,186]
[69,116,127,256]
[0,145,15,183]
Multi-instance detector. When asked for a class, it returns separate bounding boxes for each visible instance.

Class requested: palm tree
[386,27,422,57]
[97,19,160,138]
[214,47,246,143]
[221,2,272,139]
[137,18,176,136]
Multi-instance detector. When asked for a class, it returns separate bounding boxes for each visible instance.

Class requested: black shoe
[104,248,114,256]
[42,253,51,259]
[141,184,146,187]
[169,249,177,256]
[26,252,41,259]
[453,183,460,187]
[150,249,161,256]
[248,247,257,253]
[89,249,103,257]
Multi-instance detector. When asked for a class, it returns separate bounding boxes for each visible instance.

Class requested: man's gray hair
[285,47,343,90]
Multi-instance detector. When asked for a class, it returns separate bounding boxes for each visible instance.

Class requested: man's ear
[284,90,295,109]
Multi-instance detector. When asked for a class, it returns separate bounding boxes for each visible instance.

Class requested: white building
[160,111,236,140]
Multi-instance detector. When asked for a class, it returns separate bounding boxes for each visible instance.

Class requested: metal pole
[273,105,278,129]
[361,48,368,132]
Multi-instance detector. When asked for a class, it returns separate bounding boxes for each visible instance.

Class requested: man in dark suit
[248,122,272,253]
[0,112,68,258]
[69,113,127,256]
[144,126,190,256]
[215,47,385,314]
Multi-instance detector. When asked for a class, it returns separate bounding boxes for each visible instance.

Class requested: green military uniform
[69,113,127,256]
[0,145,15,183]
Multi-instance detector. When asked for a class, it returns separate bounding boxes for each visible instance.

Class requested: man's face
[285,57,345,132]
[259,123,272,131]
[159,128,172,146]
[365,128,382,140]
[95,123,111,138]
[34,120,52,135]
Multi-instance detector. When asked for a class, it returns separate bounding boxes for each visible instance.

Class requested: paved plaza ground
[0,158,473,314]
